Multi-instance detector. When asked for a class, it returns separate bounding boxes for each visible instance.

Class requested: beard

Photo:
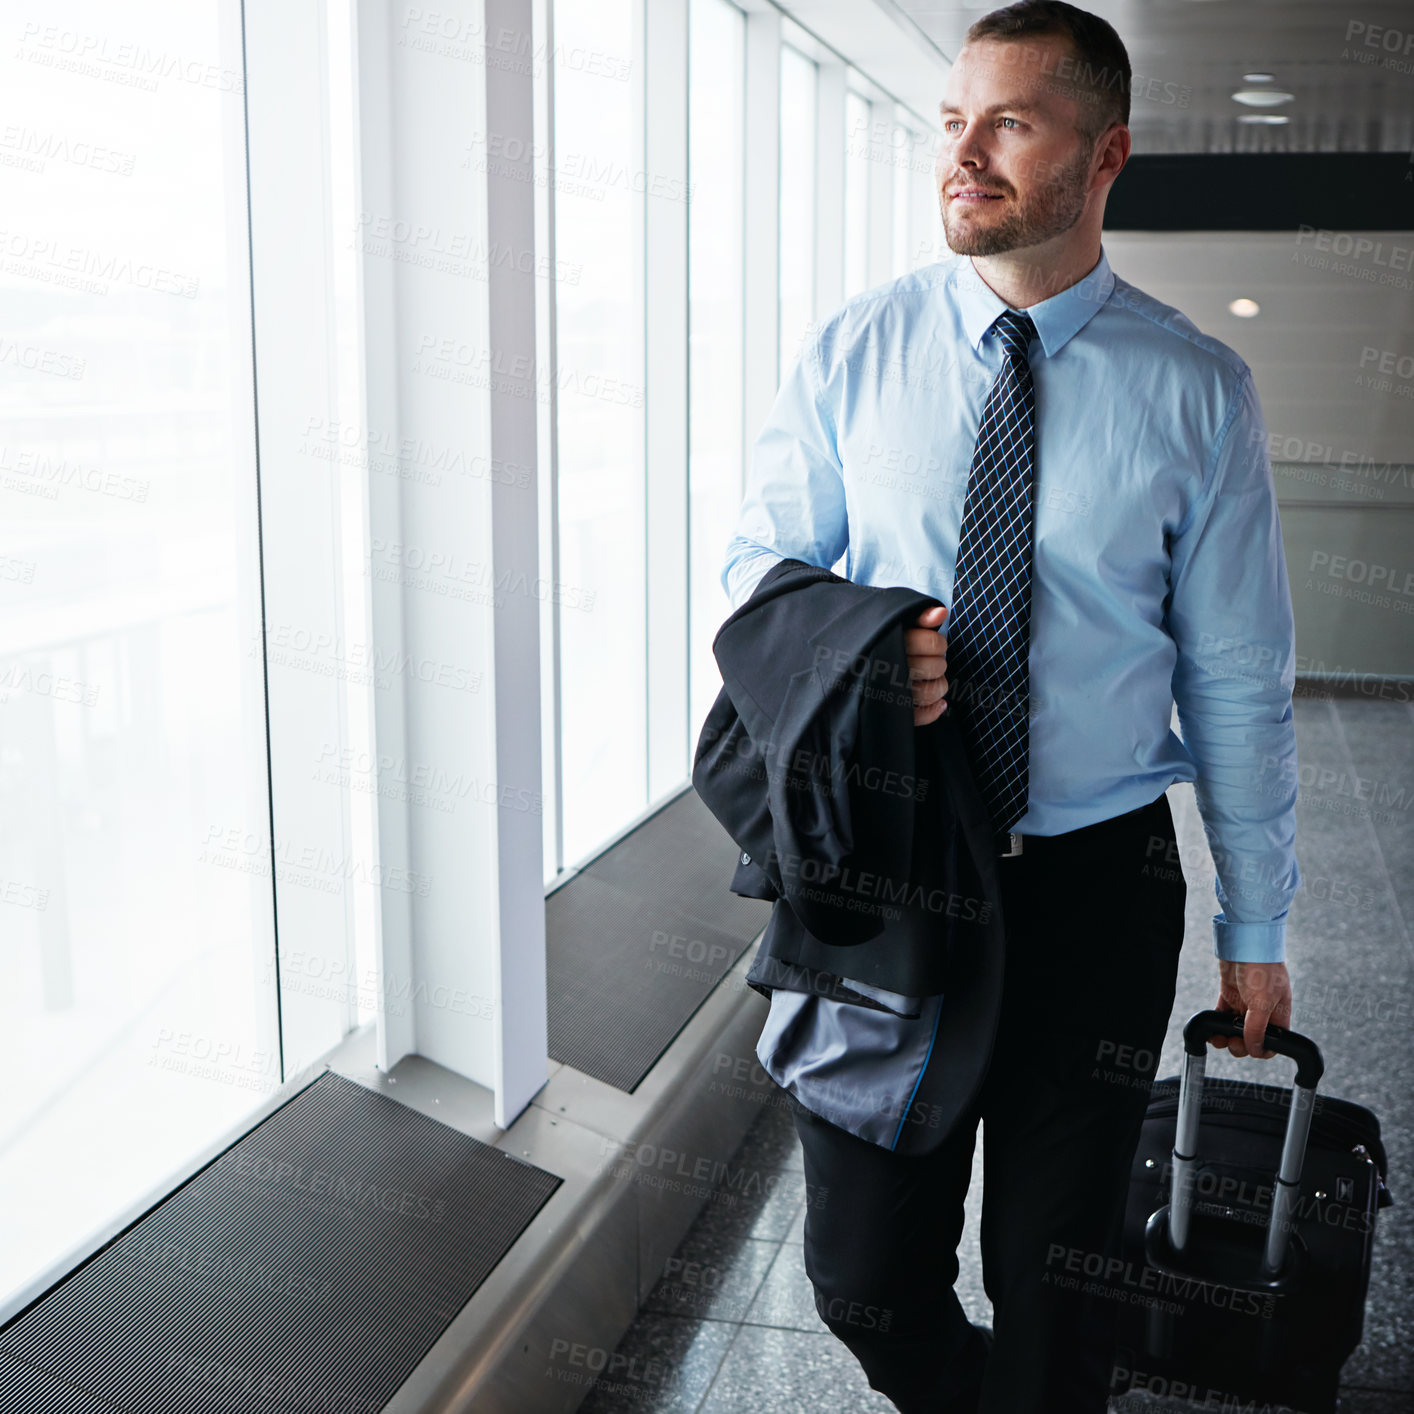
[940,144,1092,257]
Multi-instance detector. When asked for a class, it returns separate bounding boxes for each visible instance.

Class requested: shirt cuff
[1211,913,1287,964]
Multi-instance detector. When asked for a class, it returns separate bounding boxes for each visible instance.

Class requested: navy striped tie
[946,308,1038,845]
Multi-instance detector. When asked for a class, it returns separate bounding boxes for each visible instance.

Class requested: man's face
[936,36,1104,258]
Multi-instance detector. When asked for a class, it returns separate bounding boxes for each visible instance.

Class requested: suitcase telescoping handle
[1170,1009,1325,1278]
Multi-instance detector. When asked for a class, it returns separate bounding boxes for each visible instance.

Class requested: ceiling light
[1237,114,1290,125]
[1228,298,1260,318]
[1233,88,1294,107]
[1242,73,1275,83]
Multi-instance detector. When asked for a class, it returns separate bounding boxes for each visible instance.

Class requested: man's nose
[948,127,988,169]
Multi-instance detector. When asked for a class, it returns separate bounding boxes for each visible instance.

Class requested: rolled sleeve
[722,327,849,612]
[1166,368,1301,964]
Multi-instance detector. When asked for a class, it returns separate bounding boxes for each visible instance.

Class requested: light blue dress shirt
[722,246,1301,1148]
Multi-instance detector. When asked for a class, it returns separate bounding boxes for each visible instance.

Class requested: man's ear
[1093,123,1130,191]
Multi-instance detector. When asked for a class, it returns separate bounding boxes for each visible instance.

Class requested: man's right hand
[906,605,949,726]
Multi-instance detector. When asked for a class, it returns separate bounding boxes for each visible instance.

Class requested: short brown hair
[965,0,1131,144]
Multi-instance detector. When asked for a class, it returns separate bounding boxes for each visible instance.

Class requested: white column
[356,0,548,1130]
[484,0,550,1127]
[911,118,944,267]
[867,99,893,288]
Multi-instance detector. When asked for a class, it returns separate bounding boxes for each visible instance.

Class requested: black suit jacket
[693,558,1006,1026]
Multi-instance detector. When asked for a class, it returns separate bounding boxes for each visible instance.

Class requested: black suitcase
[1111,1010,1393,1414]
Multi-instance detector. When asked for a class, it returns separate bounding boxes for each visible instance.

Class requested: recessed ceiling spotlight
[1242,72,1275,82]
[1237,113,1290,125]
[1228,298,1260,318]
[1233,88,1294,106]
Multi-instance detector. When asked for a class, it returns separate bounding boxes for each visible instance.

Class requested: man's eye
[942,116,1019,132]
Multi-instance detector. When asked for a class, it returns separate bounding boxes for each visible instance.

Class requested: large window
[778,44,817,386]
[688,0,746,739]
[552,0,646,867]
[0,0,277,1304]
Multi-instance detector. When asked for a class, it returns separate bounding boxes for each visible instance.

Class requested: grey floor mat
[0,1070,561,1414]
[547,788,771,1091]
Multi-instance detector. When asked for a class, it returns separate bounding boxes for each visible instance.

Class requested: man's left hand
[1210,960,1293,1058]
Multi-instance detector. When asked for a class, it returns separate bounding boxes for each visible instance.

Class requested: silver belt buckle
[1000,831,1024,858]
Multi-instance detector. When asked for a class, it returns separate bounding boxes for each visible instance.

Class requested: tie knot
[993,310,1036,360]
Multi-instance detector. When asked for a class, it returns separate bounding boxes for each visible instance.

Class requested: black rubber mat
[0,1070,560,1414]
[547,786,771,1091]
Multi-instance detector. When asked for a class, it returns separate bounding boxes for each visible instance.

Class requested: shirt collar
[953,244,1115,359]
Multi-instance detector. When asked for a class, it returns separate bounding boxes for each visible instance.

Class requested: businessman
[720,2,1300,1410]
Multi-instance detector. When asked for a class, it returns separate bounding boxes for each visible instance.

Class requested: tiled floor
[578,695,1414,1414]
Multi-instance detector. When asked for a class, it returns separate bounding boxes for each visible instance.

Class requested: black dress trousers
[790,790,1187,1414]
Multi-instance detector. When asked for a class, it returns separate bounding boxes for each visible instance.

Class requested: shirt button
[741,851,751,864]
